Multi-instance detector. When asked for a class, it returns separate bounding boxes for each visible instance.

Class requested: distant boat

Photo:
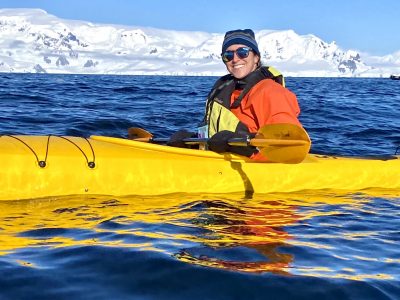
[390,75,400,80]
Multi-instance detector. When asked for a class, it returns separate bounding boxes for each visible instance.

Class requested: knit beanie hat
[221,29,260,56]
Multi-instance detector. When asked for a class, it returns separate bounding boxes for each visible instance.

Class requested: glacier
[0,8,399,77]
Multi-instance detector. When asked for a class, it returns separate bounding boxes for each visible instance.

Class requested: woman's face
[224,44,260,79]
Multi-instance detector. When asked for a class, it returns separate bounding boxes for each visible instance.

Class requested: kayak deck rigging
[2,134,96,168]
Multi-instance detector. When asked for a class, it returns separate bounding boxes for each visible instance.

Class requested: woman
[170,29,302,161]
[204,29,302,160]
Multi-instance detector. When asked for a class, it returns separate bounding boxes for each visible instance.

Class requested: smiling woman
[174,28,306,162]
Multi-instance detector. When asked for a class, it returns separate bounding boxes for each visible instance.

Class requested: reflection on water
[1,189,399,282]
[174,199,297,275]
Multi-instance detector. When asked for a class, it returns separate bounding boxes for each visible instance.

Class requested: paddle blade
[128,127,153,141]
[257,123,311,163]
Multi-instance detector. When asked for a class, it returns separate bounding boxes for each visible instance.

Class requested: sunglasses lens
[222,51,234,62]
[236,47,250,59]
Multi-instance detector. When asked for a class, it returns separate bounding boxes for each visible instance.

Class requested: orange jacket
[230,79,301,161]
[230,79,301,132]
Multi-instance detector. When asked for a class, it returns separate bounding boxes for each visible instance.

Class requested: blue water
[0,73,400,299]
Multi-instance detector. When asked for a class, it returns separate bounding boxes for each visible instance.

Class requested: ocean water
[0,73,400,299]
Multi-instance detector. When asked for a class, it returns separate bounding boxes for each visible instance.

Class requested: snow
[0,8,399,77]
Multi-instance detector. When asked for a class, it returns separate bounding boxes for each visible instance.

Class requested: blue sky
[1,0,399,55]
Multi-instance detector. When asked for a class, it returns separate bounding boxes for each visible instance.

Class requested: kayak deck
[1,135,399,201]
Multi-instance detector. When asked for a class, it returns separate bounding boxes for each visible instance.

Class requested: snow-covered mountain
[1,8,399,77]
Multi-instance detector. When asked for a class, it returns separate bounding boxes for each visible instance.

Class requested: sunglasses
[222,47,252,62]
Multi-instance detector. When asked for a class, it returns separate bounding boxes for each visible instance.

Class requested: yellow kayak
[1,134,399,201]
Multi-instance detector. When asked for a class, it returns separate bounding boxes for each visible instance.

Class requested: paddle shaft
[134,137,309,147]
[128,123,312,163]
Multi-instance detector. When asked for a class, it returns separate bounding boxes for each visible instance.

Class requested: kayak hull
[1,135,400,201]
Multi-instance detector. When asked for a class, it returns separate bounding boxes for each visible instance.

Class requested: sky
[1,0,399,56]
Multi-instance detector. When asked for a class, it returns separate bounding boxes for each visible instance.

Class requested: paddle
[128,123,311,163]
[254,123,311,163]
